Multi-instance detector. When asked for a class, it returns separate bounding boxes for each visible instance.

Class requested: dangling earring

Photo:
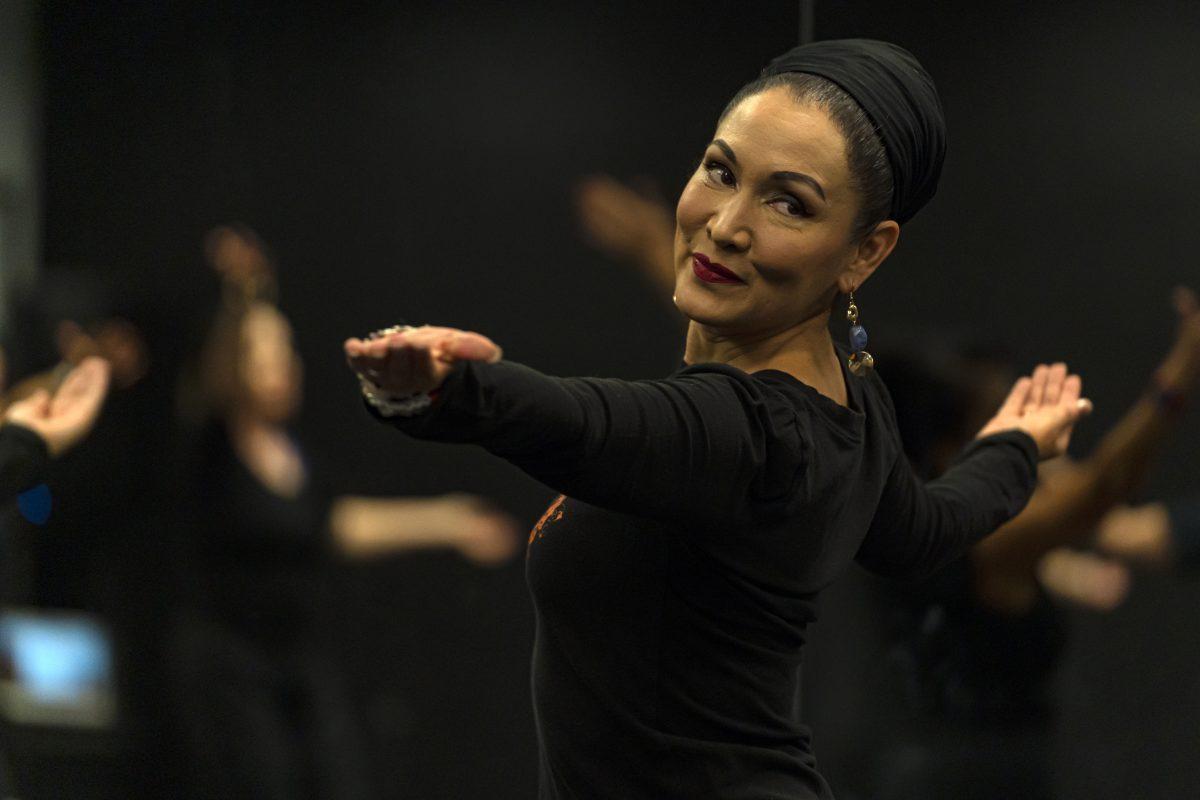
[846,289,874,376]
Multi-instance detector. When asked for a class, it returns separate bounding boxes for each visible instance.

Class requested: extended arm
[856,430,1040,580]
[330,493,520,566]
[857,361,1089,581]
[345,327,802,525]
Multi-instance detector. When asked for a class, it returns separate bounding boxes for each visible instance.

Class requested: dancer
[576,170,1200,794]
[172,229,518,799]
[345,40,1091,798]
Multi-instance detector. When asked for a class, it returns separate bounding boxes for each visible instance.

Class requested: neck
[683,308,840,384]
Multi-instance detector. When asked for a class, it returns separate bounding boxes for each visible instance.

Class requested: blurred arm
[369,358,804,527]
[329,493,519,566]
[1096,497,1200,569]
[971,289,1200,612]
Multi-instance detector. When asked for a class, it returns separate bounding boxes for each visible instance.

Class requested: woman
[344,40,1091,798]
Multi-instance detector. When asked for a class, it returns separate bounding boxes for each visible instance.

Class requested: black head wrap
[762,39,945,225]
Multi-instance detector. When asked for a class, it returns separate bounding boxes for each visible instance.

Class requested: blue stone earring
[846,289,874,376]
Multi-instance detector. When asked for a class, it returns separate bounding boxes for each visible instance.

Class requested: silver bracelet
[358,374,433,418]
[368,324,415,341]
[356,324,433,418]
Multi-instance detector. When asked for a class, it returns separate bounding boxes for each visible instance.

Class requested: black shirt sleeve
[855,430,1039,580]
[0,423,50,498]
[1167,497,1200,567]
[369,359,806,526]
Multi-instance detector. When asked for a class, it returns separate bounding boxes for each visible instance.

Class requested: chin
[673,280,741,327]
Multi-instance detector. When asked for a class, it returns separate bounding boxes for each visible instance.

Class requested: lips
[692,253,743,284]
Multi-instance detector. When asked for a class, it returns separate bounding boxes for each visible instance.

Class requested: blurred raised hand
[205,224,278,302]
[1156,286,1200,389]
[1094,503,1175,567]
[1173,285,1200,344]
[575,175,677,295]
[1036,547,1131,611]
[3,357,111,457]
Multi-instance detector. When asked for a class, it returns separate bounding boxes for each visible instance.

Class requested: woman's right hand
[975,363,1093,460]
[344,325,503,396]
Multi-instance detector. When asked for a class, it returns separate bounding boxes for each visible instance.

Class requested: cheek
[753,228,847,287]
[675,177,710,235]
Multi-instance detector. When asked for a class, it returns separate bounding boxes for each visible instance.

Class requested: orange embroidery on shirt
[529,494,567,545]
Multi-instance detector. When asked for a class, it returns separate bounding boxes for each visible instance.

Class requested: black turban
[762,39,945,225]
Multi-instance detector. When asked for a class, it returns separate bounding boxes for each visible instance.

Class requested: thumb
[1052,397,1093,454]
[1056,396,1093,431]
[5,389,51,423]
[24,389,51,416]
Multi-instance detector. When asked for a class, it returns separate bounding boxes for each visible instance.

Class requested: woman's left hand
[976,362,1093,460]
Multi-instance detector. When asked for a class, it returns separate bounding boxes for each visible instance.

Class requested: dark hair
[719,72,893,241]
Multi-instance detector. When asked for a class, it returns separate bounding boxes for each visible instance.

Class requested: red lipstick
[692,253,743,284]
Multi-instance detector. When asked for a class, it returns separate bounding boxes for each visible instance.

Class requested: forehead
[715,87,850,192]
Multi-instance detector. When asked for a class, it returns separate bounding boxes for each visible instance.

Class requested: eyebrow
[769,171,826,202]
[712,138,739,166]
[710,138,827,202]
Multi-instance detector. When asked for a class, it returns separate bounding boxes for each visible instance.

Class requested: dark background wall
[30,1,1200,798]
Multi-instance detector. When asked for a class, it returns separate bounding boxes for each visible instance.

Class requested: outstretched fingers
[1024,364,1050,413]
[1042,362,1067,407]
[1053,373,1092,454]
[999,376,1033,418]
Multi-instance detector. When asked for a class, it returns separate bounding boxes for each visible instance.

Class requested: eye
[769,195,809,218]
[702,159,735,187]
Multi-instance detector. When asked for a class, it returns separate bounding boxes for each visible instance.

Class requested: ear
[837,220,900,294]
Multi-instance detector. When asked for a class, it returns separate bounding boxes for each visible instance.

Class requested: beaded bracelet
[356,324,434,418]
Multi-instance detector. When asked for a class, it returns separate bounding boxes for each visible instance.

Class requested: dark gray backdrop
[35,1,1200,798]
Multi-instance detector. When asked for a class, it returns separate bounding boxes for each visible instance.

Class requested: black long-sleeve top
[0,424,49,500]
[371,354,1038,799]
[1168,497,1200,566]
[182,422,331,644]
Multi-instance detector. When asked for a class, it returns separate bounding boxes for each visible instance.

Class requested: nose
[706,196,752,254]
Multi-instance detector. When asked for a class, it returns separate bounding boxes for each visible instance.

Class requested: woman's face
[673,86,868,337]
[238,304,302,423]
